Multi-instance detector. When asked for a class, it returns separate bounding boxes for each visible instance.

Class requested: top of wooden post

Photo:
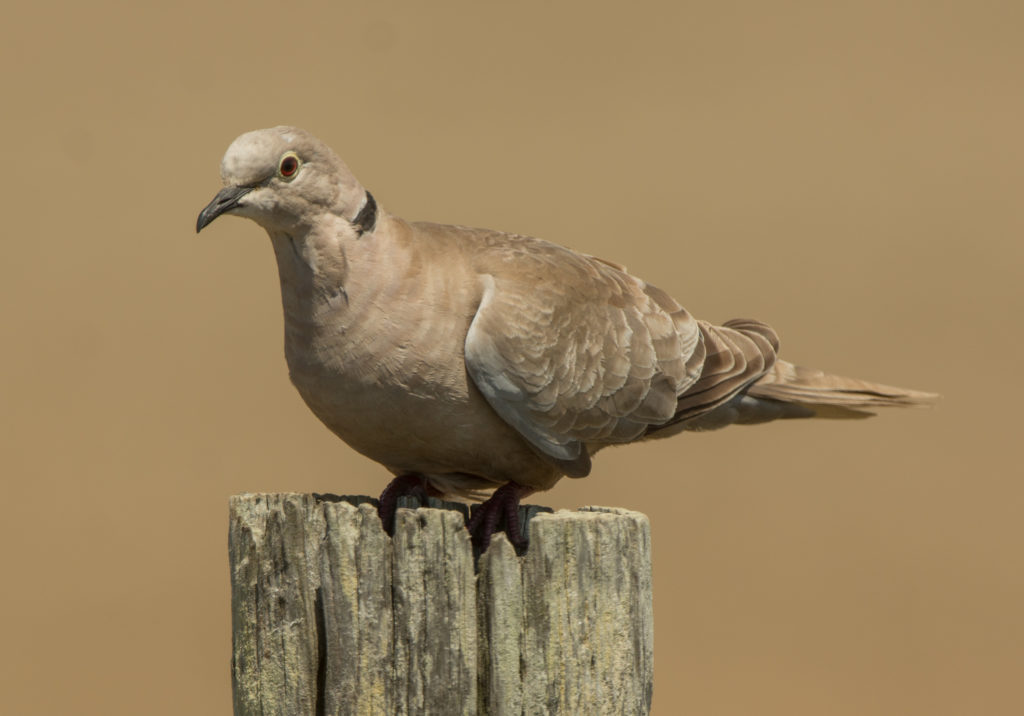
[229,493,653,715]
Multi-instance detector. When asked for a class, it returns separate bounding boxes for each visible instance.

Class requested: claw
[376,474,428,534]
[467,482,532,550]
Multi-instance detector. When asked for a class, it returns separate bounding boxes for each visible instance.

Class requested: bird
[197,126,935,548]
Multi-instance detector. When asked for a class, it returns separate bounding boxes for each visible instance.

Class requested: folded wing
[464,241,703,476]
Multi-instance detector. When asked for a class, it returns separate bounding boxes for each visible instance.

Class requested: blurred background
[2,1,1021,714]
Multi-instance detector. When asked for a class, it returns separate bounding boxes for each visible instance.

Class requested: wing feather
[661,319,781,427]
[463,238,702,474]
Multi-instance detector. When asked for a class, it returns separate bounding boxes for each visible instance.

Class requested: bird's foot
[467,482,534,551]
[377,473,438,535]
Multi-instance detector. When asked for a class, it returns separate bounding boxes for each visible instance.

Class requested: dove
[197,126,935,547]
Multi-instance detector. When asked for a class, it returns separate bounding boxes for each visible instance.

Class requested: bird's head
[196,126,367,234]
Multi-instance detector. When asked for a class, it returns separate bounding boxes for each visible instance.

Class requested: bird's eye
[278,153,301,180]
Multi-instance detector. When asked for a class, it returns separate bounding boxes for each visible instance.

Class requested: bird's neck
[267,216,352,327]
[266,212,415,339]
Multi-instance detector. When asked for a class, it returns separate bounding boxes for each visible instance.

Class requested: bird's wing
[463,237,704,476]
[667,319,782,422]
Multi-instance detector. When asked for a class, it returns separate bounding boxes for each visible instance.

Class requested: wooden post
[229,493,653,715]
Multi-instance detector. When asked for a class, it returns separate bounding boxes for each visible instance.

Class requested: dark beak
[196,186,254,233]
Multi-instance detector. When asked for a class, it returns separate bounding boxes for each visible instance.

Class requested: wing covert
[463,244,702,476]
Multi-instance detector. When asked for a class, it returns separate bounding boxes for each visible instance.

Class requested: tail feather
[746,360,938,417]
[648,318,938,436]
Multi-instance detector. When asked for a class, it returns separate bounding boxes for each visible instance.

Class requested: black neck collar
[351,191,377,236]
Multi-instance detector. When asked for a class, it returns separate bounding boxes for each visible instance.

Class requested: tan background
[3,1,1021,714]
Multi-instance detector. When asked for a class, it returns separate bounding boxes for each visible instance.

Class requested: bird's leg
[467,481,534,550]
[377,473,432,535]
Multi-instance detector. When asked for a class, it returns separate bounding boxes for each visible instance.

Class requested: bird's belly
[285,344,559,488]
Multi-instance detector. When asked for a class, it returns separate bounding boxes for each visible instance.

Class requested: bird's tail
[651,318,937,433]
[745,360,938,418]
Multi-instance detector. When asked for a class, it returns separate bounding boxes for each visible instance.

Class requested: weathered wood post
[229,493,653,715]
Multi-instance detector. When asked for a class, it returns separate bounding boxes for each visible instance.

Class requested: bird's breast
[278,298,556,486]
[281,293,477,462]
[267,225,562,486]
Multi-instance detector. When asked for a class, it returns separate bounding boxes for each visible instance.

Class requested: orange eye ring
[279,153,300,180]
